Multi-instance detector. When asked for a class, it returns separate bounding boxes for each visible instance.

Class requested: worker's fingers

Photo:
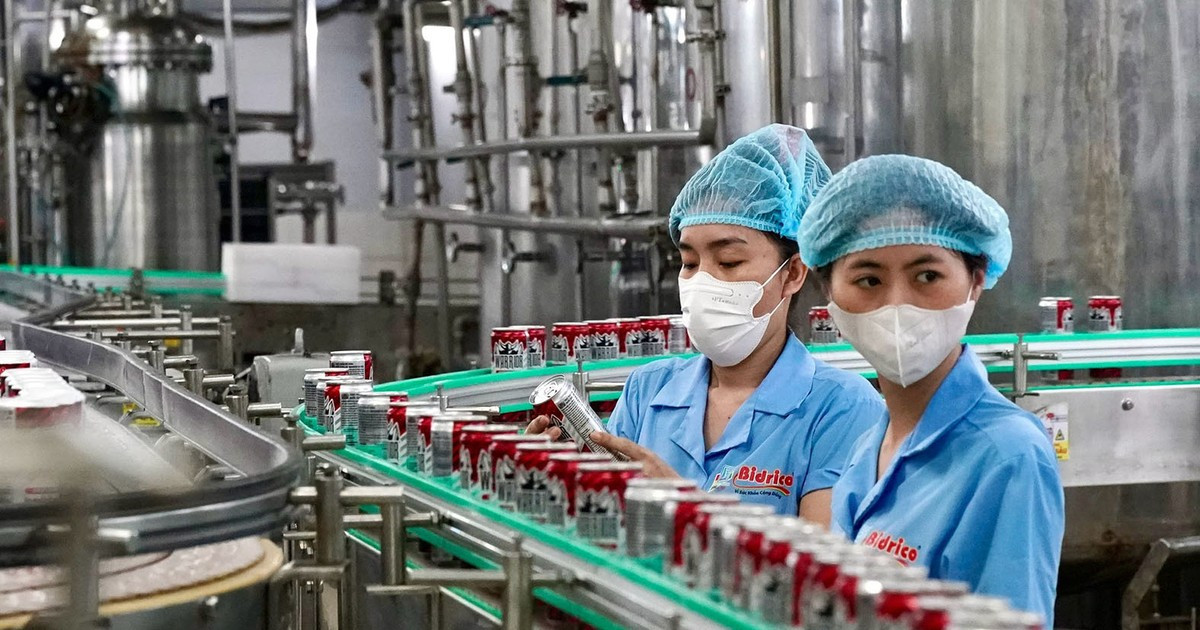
[525,414,552,435]
[591,432,647,459]
[545,426,562,441]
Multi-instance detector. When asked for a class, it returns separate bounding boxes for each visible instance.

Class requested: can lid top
[325,377,372,385]
[305,367,350,373]
[529,374,570,405]
[636,315,671,321]
[583,320,617,326]
[432,414,489,422]
[1088,295,1122,300]
[551,321,590,327]
[390,400,438,408]
[626,478,698,490]
[462,424,521,433]
[547,452,611,461]
[667,490,739,504]
[624,487,689,501]
[697,503,775,515]
[493,326,531,331]
[516,442,578,452]
[330,350,371,355]
[492,433,551,442]
[576,461,643,472]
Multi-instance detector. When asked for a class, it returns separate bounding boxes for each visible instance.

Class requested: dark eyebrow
[904,254,944,269]
[707,237,749,250]
[678,241,695,252]
[847,259,882,270]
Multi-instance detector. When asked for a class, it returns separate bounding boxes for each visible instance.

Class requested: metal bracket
[445,232,484,264]
[1001,334,1062,399]
[501,241,554,275]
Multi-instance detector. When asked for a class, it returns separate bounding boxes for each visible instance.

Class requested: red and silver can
[911,596,1013,630]
[832,564,924,630]
[730,518,811,607]
[799,546,889,629]
[544,452,612,527]
[863,577,966,630]
[330,350,373,381]
[336,379,376,446]
[587,320,621,361]
[574,461,645,548]
[637,316,671,356]
[744,523,829,621]
[413,407,445,473]
[809,307,842,345]
[664,492,741,578]
[549,322,591,365]
[303,367,349,418]
[623,478,700,558]
[514,442,578,520]
[0,351,37,391]
[396,402,437,463]
[488,434,551,507]
[459,424,520,493]
[529,375,614,456]
[667,316,690,354]
[312,373,348,429]
[613,318,643,358]
[491,326,529,372]
[676,503,775,587]
[0,334,6,350]
[1087,295,1123,332]
[1038,297,1074,333]
[521,325,547,368]
[430,414,488,478]
[323,377,369,435]
[356,391,407,446]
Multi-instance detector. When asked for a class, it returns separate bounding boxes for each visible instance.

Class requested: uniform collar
[650,334,817,468]
[899,345,988,458]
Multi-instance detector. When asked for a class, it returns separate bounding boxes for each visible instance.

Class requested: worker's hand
[525,414,562,441]
[590,432,681,479]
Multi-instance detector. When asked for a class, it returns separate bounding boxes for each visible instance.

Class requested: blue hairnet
[669,124,831,244]
[797,155,1011,289]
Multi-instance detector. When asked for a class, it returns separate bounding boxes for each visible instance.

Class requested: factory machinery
[0,267,1199,629]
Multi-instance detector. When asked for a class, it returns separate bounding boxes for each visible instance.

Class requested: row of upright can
[0,350,86,504]
[491,316,690,372]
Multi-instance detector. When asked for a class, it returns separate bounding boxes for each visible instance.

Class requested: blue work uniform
[830,346,1064,623]
[608,333,883,515]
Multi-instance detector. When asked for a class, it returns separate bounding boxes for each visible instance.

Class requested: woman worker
[530,124,883,521]
[796,155,1064,620]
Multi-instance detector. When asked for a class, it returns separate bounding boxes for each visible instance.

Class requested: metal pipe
[693,0,723,149]
[221,111,300,134]
[509,0,546,216]
[52,317,221,329]
[218,316,234,371]
[202,373,236,389]
[385,204,665,241]
[588,0,617,215]
[99,329,220,340]
[380,501,404,585]
[447,0,486,214]
[292,0,317,162]
[314,466,346,565]
[370,0,397,208]
[222,0,242,242]
[179,305,194,355]
[4,0,20,265]
[501,539,533,630]
[841,0,862,163]
[385,127,710,164]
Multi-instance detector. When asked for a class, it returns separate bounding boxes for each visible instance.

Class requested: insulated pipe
[292,0,317,162]
[4,0,20,264]
[587,0,618,215]
[693,0,724,149]
[447,0,490,214]
[509,0,547,216]
[385,204,665,241]
[385,127,711,163]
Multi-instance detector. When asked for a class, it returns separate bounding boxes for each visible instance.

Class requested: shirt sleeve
[940,452,1064,624]
[799,393,884,497]
[605,369,645,441]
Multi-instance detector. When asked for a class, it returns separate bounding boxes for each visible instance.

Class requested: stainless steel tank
[55,8,218,270]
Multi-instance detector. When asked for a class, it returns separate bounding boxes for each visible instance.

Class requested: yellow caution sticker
[1034,403,1069,461]
[164,338,181,350]
[122,402,140,415]
[132,416,162,428]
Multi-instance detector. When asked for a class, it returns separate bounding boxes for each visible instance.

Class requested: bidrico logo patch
[709,465,793,496]
[863,530,920,565]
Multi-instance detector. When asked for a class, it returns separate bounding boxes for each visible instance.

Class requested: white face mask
[678,260,789,367]
[828,292,976,387]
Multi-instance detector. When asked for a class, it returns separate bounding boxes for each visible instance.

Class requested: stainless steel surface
[384,128,710,164]
[385,204,666,241]
[223,0,241,242]
[291,0,316,162]
[1121,536,1200,630]
[3,0,18,265]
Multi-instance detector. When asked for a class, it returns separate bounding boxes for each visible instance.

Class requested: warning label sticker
[1033,402,1070,461]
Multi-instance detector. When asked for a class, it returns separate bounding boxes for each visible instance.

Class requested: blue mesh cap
[798,155,1012,289]
[669,124,832,244]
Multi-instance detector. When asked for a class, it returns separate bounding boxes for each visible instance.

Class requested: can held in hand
[459,424,519,492]
[515,442,578,520]
[1087,295,1123,332]
[637,316,671,356]
[521,325,547,368]
[613,318,643,358]
[356,391,407,446]
[330,350,373,381]
[544,452,612,527]
[549,322,591,365]
[587,320,620,360]
[1039,297,1074,333]
[809,307,842,345]
[529,375,613,456]
[491,327,529,372]
[303,367,348,418]
[575,461,644,548]
[667,316,689,354]
[488,434,551,507]
[430,414,488,478]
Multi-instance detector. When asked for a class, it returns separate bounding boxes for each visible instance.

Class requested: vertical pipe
[4,0,20,264]
[222,0,242,242]
[765,0,783,123]
[179,304,194,355]
[841,0,862,163]
[501,539,533,630]
[371,0,396,208]
[509,0,546,216]
[314,466,346,565]
[587,0,618,215]
[64,494,100,626]
[447,0,487,213]
[380,502,405,585]
[292,0,317,162]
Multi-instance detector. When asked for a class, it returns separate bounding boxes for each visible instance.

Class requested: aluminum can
[677,503,775,588]
[323,377,368,435]
[667,316,689,354]
[623,478,700,558]
[430,414,488,478]
[0,351,37,390]
[303,367,348,418]
[1087,295,1123,332]
[911,596,1014,630]
[587,320,621,360]
[459,424,520,493]
[809,307,842,345]
[663,492,741,578]
[745,524,831,622]
[801,546,890,630]
[336,380,375,445]
[0,334,6,350]
[329,350,373,381]
[831,564,922,630]
[613,318,643,357]
[574,461,644,548]
[544,452,612,526]
[491,326,529,372]
[356,391,407,446]
[529,375,613,456]
[515,442,579,519]
[495,409,530,425]
[488,434,551,507]
[549,322,591,365]
[861,577,967,630]
[1038,297,1074,333]
[729,518,811,607]
[634,316,668,356]
[396,402,437,463]
[521,325,547,368]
